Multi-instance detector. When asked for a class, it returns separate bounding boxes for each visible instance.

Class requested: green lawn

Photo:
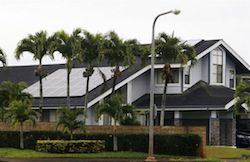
[206,146,250,159]
[0,148,219,162]
[2,146,249,161]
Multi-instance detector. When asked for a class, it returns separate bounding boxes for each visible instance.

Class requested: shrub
[36,140,105,153]
[0,131,202,156]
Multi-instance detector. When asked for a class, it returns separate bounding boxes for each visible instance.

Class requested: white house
[1,39,250,146]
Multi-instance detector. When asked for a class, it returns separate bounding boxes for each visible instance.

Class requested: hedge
[0,131,201,156]
[36,140,105,153]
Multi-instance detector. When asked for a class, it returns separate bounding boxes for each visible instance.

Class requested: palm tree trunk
[38,60,44,122]
[113,120,118,151]
[160,78,168,126]
[84,75,90,123]
[111,66,119,94]
[67,69,70,108]
[20,122,24,149]
[70,130,73,140]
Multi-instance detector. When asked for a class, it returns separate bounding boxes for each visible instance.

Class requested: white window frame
[155,68,180,86]
[210,47,226,85]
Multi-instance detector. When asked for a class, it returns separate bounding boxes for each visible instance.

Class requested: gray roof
[0,39,243,108]
[133,81,235,109]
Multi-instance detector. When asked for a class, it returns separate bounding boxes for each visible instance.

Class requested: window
[212,48,223,83]
[229,70,235,88]
[185,74,190,84]
[156,68,179,84]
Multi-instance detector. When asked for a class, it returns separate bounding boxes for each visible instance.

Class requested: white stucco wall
[130,71,149,103]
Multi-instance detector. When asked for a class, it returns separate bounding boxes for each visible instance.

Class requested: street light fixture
[145,9,181,162]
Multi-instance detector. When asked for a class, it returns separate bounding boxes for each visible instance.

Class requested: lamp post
[145,9,180,162]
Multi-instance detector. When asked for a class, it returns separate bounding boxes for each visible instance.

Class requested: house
[0,39,250,146]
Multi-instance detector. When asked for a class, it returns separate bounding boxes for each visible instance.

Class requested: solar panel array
[24,67,124,97]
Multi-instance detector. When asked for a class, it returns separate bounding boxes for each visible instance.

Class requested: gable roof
[133,81,235,110]
[0,64,65,85]
[0,39,249,109]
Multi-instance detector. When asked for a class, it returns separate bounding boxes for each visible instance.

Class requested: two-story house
[0,39,249,146]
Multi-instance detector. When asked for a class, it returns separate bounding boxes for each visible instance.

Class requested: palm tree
[15,31,57,121]
[101,31,135,94]
[0,81,32,104]
[78,30,103,122]
[234,81,250,112]
[124,39,150,67]
[57,107,85,140]
[96,94,138,151]
[119,105,140,126]
[155,33,196,126]
[96,94,123,151]
[52,29,82,107]
[8,100,37,149]
[0,47,7,66]
[0,81,32,122]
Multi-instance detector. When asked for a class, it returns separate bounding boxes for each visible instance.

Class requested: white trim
[174,111,181,119]
[190,40,250,71]
[210,110,217,118]
[210,46,225,86]
[154,63,181,69]
[225,98,236,110]
[220,40,250,71]
[127,81,132,104]
[196,41,222,60]
[224,98,249,112]
[136,107,225,111]
[88,65,151,108]
[242,103,249,112]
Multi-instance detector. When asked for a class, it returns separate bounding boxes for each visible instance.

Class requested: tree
[0,81,32,105]
[78,30,103,122]
[15,31,57,121]
[96,94,139,151]
[96,94,123,151]
[155,33,196,126]
[119,105,140,126]
[0,47,7,66]
[8,100,37,149]
[52,29,81,107]
[234,81,250,113]
[57,107,85,140]
[101,31,135,94]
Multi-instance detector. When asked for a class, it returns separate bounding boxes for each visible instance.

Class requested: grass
[206,146,250,159]
[0,148,219,162]
[2,146,249,161]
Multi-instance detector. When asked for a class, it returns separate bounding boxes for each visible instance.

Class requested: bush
[36,140,105,153]
[0,131,202,156]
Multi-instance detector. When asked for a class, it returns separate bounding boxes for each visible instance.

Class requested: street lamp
[145,9,180,162]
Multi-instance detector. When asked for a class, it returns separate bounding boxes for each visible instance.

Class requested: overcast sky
[0,0,249,66]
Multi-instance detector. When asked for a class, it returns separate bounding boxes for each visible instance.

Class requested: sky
[0,0,249,66]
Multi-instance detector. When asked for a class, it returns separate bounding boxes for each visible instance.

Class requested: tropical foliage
[8,100,37,149]
[78,30,103,121]
[234,81,250,113]
[52,29,82,107]
[96,94,139,151]
[101,31,136,93]
[15,31,57,121]
[57,107,85,140]
[0,81,36,149]
[155,33,196,126]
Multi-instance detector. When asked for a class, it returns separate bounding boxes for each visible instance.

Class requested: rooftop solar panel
[24,67,124,97]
